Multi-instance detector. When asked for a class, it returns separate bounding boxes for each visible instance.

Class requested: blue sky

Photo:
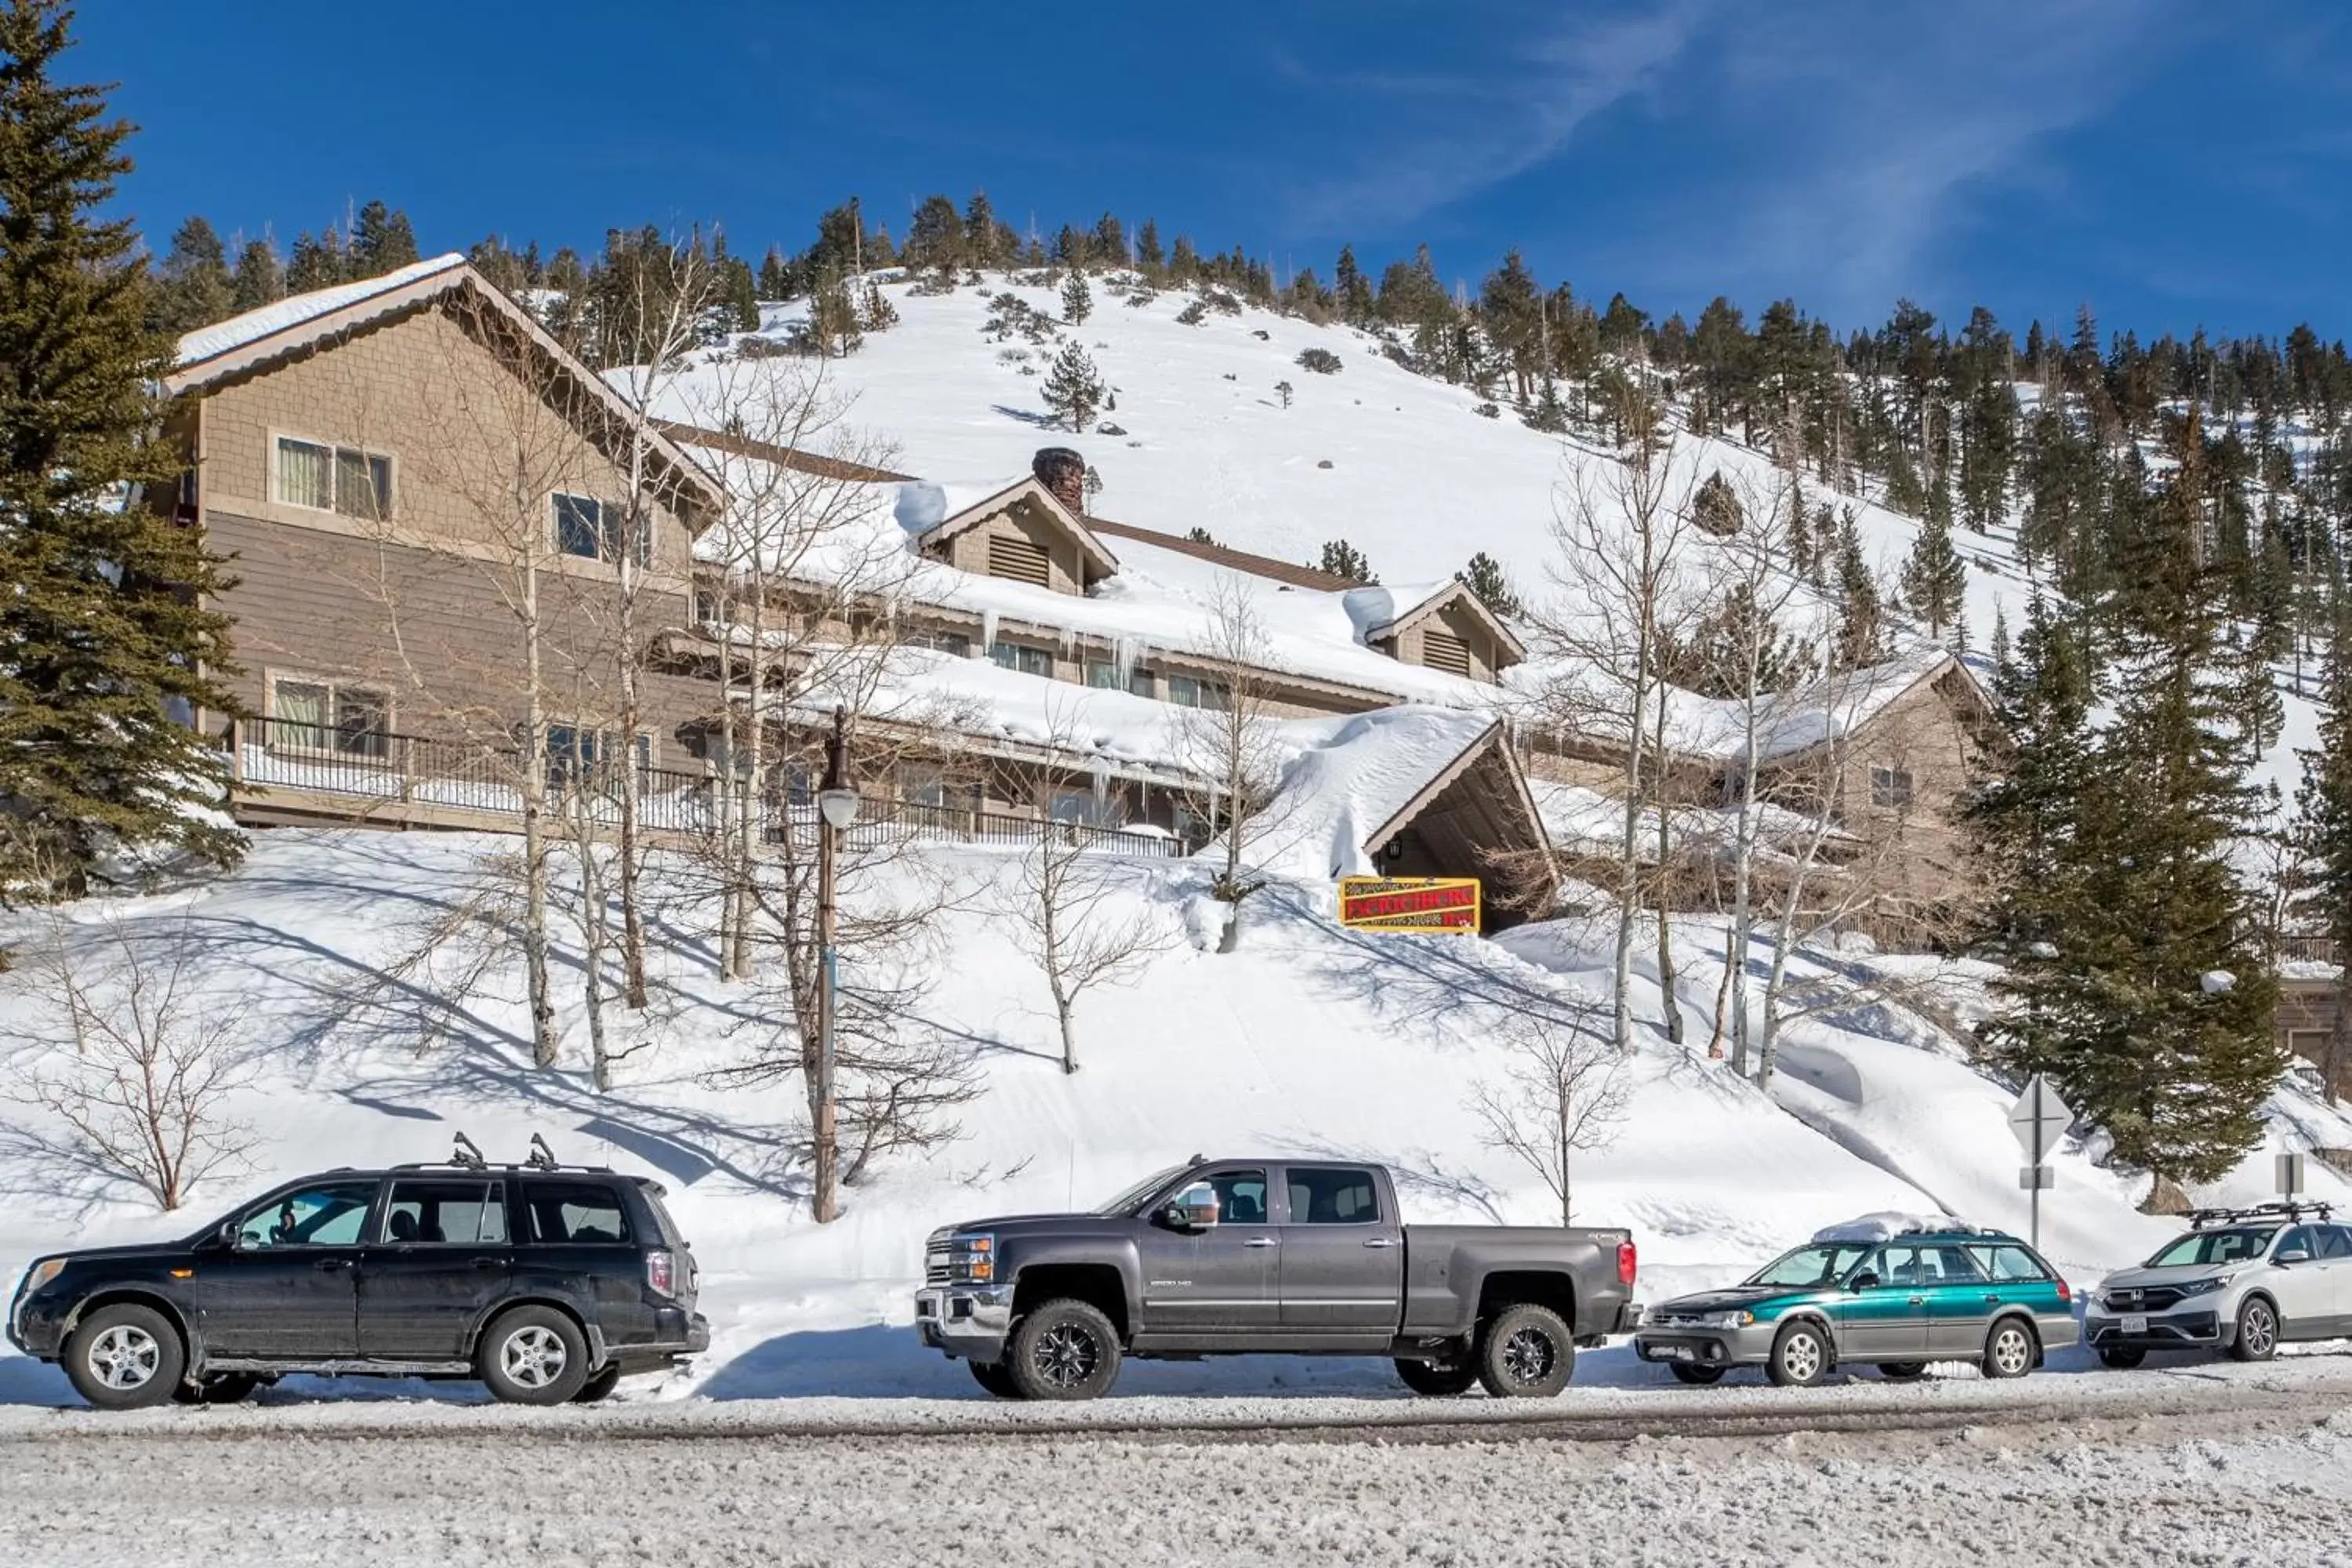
[74,0,2352,341]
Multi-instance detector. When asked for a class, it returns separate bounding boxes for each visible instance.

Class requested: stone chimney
[1032,446,1087,517]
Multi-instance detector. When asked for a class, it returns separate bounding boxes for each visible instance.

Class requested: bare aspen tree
[1002,714,1180,1072]
[677,352,978,1220]
[1531,383,1695,1050]
[13,915,255,1210]
[1176,577,1291,953]
[601,235,718,1011]
[1467,994,1628,1225]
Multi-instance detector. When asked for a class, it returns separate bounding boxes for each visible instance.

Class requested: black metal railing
[2281,935,2342,967]
[229,716,1181,858]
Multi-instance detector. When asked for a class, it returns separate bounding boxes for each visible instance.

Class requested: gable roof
[163,256,725,521]
[902,475,1120,581]
[1348,579,1529,666]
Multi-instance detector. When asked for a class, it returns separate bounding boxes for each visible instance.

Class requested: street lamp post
[813,706,859,1224]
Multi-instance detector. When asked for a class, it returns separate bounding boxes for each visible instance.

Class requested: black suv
[6,1143,708,1410]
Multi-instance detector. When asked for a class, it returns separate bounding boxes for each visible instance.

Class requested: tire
[1877,1362,1928,1381]
[477,1305,591,1405]
[572,1362,624,1404]
[1668,1363,1726,1385]
[1983,1317,2037,1380]
[172,1372,262,1406]
[1395,1354,1480,1397]
[1006,1299,1122,1402]
[2097,1345,2147,1370]
[968,1359,1024,1399]
[1766,1320,1831,1388]
[2228,1297,2278,1363]
[63,1303,185,1411]
[1474,1303,1575,1398]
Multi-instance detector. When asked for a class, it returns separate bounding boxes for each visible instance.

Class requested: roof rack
[2187,1200,2335,1229]
[387,1132,612,1176]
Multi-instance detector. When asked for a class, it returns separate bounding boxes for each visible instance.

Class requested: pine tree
[349,198,417,277]
[1458,552,1522,619]
[1318,539,1375,583]
[285,228,343,292]
[1060,269,1091,326]
[757,246,792,300]
[722,253,759,329]
[1831,507,1884,667]
[2225,625,2285,767]
[1334,243,1373,325]
[1274,379,1293,409]
[1967,593,2094,970]
[1900,497,1967,644]
[1040,339,1103,432]
[229,235,282,311]
[0,0,243,895]
[860,278,896,331]
[2290,583,2352,1101]
[148,214,231,333]
[1134,218,1163,270]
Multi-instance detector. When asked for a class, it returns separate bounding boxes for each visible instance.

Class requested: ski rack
[2187,1200,2335,1229]
[390,1132,612,1175]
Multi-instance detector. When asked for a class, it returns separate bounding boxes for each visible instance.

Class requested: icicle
[978,607,998,657]
[1091,758,1109,802]
[1058,625,1078,659]
[1115,635,1141,684]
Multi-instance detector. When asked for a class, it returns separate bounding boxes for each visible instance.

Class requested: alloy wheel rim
[1501,1327,1556,1385]
[1782,1333,1822,1381]
[1993,1327,2031,1374]
[501,1326,568,1388]
[2245,1305,2275,1355]
[1035,1323,1099,1388]
[88,1325,159,1391]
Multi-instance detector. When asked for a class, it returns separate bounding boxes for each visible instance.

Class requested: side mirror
[205,1219,239,1252]
[1164,1182,1219,1231]
[2278,1247,2310,1265]
[1848,1271,1882,1293]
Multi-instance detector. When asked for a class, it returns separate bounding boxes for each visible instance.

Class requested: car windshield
[1094,1166,1187,1216]
[2145,1227,2278,1269]
[1747,1243,1875,1288]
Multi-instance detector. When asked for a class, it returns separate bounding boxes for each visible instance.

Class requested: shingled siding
[205,510,715,769]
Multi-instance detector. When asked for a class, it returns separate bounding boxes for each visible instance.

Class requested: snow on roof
[1530,779,1849,861]
[174,252,468,368]
[1810,1212,1986,1243]
[1254,706,1500,881]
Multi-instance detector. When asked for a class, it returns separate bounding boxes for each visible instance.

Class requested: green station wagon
[1634,1221,2079,1386]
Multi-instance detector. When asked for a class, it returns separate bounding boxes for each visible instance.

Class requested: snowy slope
[5,830,2346,1408]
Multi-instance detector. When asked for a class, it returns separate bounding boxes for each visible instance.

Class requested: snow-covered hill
[3,830,2345,1406]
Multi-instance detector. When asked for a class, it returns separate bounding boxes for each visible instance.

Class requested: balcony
[224,715,1181,858]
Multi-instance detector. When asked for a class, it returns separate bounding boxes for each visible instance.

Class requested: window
[276,436,391,520]
[1166,674,1231,710]
[546,726,652,790]
[553,493,651,565]
[899,764,952,809]
[1971,1244,2053,1282]
[1086,660,1153,695]
[236,1181,377,1250]
[1051,789,1118,828]
[988,641,1054,678]
[1207,1169,1269,1226]
[693,589,723,625]
[1421,628,1473,678]
[1866,1245,1923,1288]
[2318,1227,2352,1261]
[1286,1167,1382,1225]
[986,533,1053,587]
[908,628,971,656]
[1871,766,1915,810]
[1920,1244,1987,1284]
[2276,1225,2317,1260]
[272,677,390,760]
[379,1180,507,1246]
[519,1181,631,1245]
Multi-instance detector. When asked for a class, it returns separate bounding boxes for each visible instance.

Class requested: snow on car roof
[1811,1212,1989,1243]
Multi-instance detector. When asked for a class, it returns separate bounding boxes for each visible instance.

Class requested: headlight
[1704,1309,1756,1329]
[948,1233,995,1284]
[2176,1275,2230,1297]
[20,1259,65,1295]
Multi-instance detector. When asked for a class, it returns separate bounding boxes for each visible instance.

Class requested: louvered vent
[1422,629,1473,678]
[987,535,1052,587]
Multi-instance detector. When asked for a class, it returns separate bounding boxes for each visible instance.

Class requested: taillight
[2056,1278,2071,1304]
[1617,1239,1638,1286]
[646,1249,677,1298]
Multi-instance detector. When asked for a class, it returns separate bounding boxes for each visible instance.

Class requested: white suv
[2087,1203,2350,1367]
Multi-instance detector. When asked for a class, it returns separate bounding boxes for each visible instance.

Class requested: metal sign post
[2278,1152,2307,1200]
[2007,1075,2072,1251]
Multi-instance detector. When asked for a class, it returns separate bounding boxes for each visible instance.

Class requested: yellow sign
[1338,876,1481,933]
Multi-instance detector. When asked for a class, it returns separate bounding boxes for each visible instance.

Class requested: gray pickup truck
[913,1157,1639,1400]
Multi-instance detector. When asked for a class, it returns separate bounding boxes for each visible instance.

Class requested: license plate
[2122,1314,2147,1336]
